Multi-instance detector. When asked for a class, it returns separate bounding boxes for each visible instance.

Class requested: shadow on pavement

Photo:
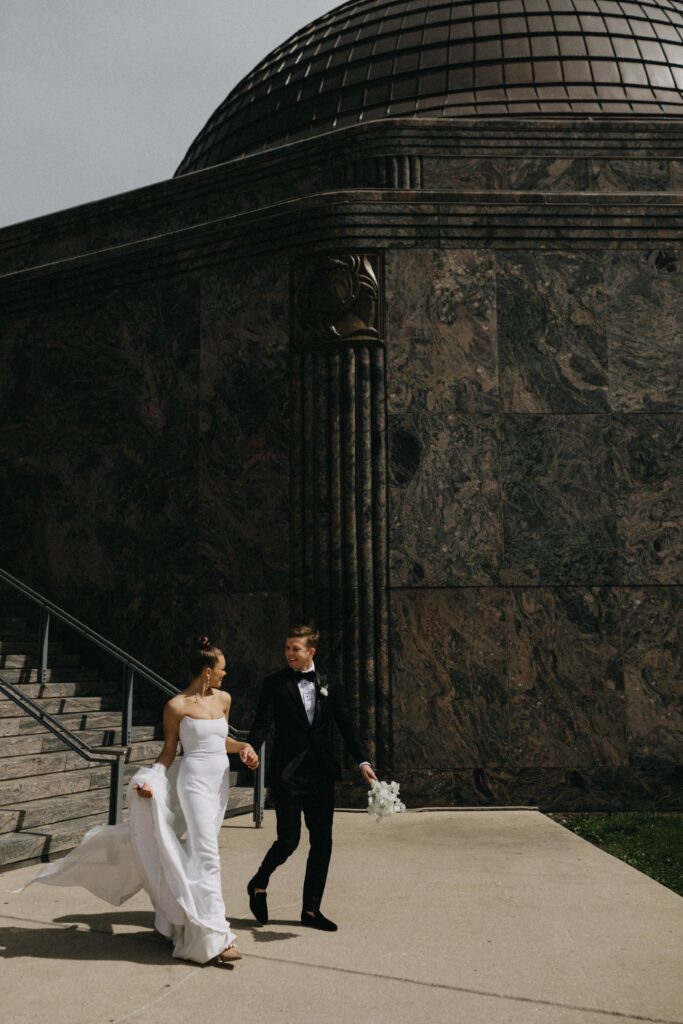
[0,920,180,965]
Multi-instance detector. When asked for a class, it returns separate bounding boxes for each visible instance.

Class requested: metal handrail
[0,566,266,827]
[0,674,126,825]
[0,566,176,697]
[0,675,123,764]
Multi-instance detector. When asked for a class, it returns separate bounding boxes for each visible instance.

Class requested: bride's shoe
[216,944,242,964]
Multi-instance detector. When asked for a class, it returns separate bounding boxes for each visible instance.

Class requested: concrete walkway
[1,810,681,1024]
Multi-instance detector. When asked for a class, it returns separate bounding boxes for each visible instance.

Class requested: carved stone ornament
[295,254,381,346]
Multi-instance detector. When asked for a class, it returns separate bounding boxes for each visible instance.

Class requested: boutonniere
[316,678,329,698]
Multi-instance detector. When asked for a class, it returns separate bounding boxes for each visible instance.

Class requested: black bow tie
[295,670,316,682]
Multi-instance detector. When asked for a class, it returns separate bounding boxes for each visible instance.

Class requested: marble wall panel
[423,157,506,191]
[507,588,627,769]
[421,156,673,194]
[337,769,454,809]
[36,280,200,598]
[389,413,503,586]
[501,415,618,585]
[73,588,199,690]
[386,249,499,416]
[507,158,589,192]
[451,766,633,810]
[386,249,502,586]
[0,309,60,584]
[199,259,289,594]
[496,252,608,413]
[629,765,683,810]
[390,588,509,770]
[614,415,683,585]
[606,251,683,413]
[672,161,683,192]
[0,438,45,586]
[620,588,683,766]
[589,160,671,192]
[196,590,290,732]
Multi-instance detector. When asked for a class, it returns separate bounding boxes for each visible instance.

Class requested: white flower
[319,685,328,697]
[367,779,406,822]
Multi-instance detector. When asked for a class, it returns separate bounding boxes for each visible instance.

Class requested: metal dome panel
[177,0,683,174]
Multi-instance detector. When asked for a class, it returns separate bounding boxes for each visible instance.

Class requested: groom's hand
[240,744,259,770]
[359,763,377,786]
[134,783,153,799]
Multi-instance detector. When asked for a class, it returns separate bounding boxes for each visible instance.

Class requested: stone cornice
[0,117,682,277]
[0,189,681,314]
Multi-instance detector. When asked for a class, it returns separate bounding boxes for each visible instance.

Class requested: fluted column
[290,254,391,767]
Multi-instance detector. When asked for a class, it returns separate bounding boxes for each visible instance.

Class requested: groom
[246,625,377,931]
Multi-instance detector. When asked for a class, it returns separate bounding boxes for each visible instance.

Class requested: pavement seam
[244,952,683,1024]
[107,966,202,1024]
[1,911,679,1024]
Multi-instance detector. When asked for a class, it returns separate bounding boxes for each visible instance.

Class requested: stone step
[0,763,112,806]
[0,812,111,868]
[0,787,109,834]
[0,771,245,834]
[0,758,154,807]
[0,666,108,683]
[0,739,163,783]
[0,724,161,759]
[225,787,256,817]
[0,781,255,867]
[0,709,157,737]
[0,680,113,699]
[0,750,253,810]
[0,695,118,718]
[0,653,80,668]
[0,801,257,870]
[0,640,66,654]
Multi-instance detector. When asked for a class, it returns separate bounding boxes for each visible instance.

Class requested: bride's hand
[134,783,154,799]
[239,744,259,770]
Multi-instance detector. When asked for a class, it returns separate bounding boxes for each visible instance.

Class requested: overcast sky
[0,0,341,228]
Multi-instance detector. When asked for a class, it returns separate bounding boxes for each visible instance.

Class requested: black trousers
[252,760,335,912]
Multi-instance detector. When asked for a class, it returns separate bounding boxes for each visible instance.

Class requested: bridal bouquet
[367,779,406,822]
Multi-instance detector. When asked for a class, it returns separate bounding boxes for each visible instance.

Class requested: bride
[29,637,258,966]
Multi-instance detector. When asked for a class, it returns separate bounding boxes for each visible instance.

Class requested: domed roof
[177,0,683,174]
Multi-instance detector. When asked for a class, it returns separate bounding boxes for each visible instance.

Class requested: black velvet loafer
[247,878,268,924]
[300,910,337,932]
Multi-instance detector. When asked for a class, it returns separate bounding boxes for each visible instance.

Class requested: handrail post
[39,608,50,685]
[253,743,266,828]
[109,758,124,825]
[122,667,134,746]
[109,667,134,825]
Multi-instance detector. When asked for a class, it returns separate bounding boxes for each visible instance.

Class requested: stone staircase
[0,615,254,870]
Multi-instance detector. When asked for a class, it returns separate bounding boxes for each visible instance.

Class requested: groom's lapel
[286,670,311,728]
[312,672,326,728]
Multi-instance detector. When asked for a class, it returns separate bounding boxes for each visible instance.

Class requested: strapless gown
[26,715,236,964]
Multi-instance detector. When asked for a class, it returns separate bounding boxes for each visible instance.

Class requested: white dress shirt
[297,662,370,768]
[297,662,317,725]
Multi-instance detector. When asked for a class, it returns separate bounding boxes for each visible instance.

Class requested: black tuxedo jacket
[247,666,368,785]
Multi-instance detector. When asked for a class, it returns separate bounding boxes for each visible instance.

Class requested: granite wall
[1,116,682,805]
[385,247,683,809]
[0,258,290,729]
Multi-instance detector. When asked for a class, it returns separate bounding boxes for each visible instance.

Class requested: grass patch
[550,813,683,897]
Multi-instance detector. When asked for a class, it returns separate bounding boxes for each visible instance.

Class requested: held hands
[359,763,378,786]
[134,783,154,799]
[239,744,259,770]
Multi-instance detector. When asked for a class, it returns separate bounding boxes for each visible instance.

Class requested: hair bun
[195,635,212,649]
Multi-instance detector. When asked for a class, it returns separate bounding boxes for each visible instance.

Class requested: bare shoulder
[218,690,232,711]
[165,695,185,719]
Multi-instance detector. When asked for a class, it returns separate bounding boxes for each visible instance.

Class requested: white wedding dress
[27,715,236,964]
